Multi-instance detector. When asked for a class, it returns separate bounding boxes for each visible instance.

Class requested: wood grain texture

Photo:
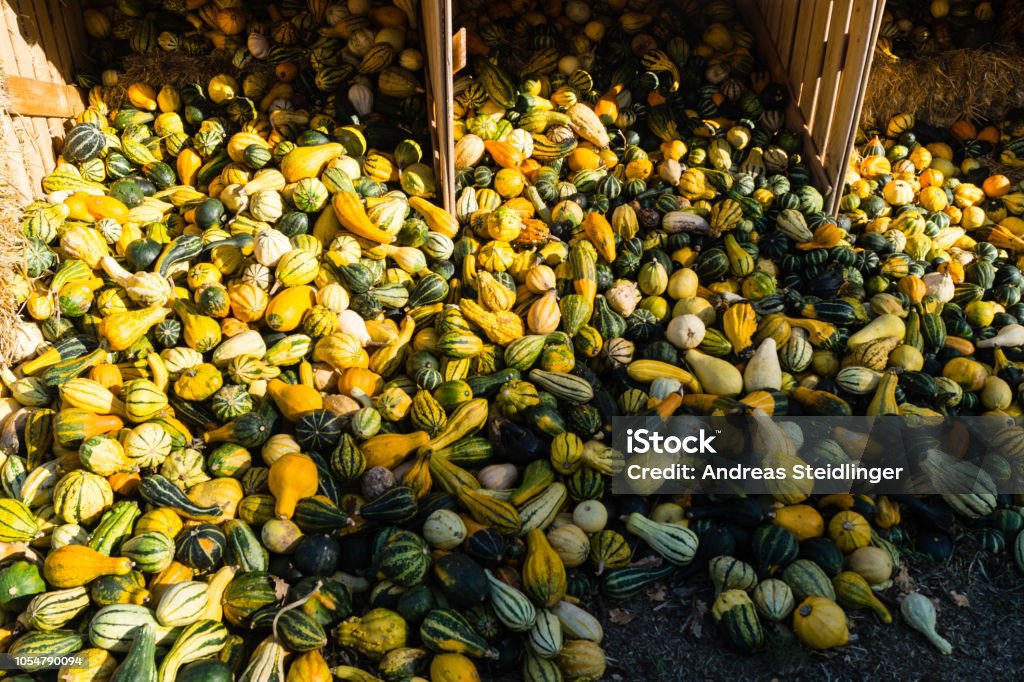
[738,0,883,213]
[422,0,455,213]
[0,0,85,198]
[6,75,84,118]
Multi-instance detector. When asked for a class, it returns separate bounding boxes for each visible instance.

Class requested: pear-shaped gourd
[847,314,905,348]
[743,337,781,392]
[99,307,170,352]
[685,349,743,396]
[901,592,953,654]
[268,453,319,519]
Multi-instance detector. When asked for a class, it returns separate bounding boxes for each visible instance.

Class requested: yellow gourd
[265,285,317,332]
[267,378,324,421]
[522,528,567,608]
[408,196,459,237]
[99,306,170,351]
[429,653,481,682]
[286,649,332,682]
[360,431,430,469]
[44,545,134,587]
[268,453,319,519]
[280,143,344,182]
[199,565,238,622]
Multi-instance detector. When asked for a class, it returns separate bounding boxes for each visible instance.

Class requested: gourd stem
[271,579,322,642]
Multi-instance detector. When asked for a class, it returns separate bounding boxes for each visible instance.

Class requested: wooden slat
[796,1,829,128]
[6,75,84,118]
[775,0,800,73]
[789,0,818,106]
[810,0,853,151]
[422,0,455,214]
[825,0,885,214]
[736,0,830,195]
[0,0,55,197]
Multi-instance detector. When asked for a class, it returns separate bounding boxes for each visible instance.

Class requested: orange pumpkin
[108,471,141,496]
[977,125,1001,145]
[949,118,977,141]
[337,368,383,397]
[216,8,246,35]
[983,174,1011,198]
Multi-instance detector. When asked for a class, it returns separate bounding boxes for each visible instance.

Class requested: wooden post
[422,0,456,214]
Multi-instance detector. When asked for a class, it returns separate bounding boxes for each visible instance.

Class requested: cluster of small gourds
[81,0,428,138]
[3,0,1024,679]
[873,0,1016,60]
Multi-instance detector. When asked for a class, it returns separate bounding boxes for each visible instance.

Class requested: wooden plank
[59,0,87,72]
[825,0,885,214]
[452,27,466,74]
[421,0,455,214]
[811,0,854,151]
[5,75,84,118]
[0,0,51,196]
[768,1,783,44]
[796,1,829,128]
[789,0,817,104]
[775,0,799,73]
[736,0,830,195]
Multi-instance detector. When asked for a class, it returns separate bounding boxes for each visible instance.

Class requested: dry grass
[0,68,28,368]
[863,46,1024,129]
[107,51,242,108]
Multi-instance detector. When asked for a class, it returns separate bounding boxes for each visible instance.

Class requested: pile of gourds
[874,0,1014,60]
[2,0,1024,678]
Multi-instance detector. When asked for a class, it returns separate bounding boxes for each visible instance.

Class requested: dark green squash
[432,552,488,608]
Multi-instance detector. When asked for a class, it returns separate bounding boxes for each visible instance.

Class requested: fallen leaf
[893,563,915,594]
[609,608,636,625]
[646,583,668,602]
[949,591,970,608]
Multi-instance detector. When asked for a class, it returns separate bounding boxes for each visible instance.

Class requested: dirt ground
[590,534,1024,682]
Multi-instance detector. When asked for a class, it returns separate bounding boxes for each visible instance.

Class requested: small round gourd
[572,500,607,534]
[792,596,849,650]
[828,511,871,553]
[423,510,466,550]
[665,314,706,349]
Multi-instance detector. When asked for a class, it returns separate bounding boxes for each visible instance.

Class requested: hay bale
[862,46,1024,130]
[108,51,271,108]
[0,69,29,368]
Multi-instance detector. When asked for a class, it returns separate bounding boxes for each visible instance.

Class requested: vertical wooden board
[795,1,829,130]
[59,0,87,72]
[775,0,800,73]
[421,0,454,214]
[810,0,853,153]
[735,0,829,194]
[29,0,67,82]
[789,1,818,104]
[768,1,784,44]
[825,0,884,213]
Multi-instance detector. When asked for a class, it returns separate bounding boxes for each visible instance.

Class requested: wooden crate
[0,2,455,209]
[738,0,886,214]
[0,0,87,203]
[0,0,884,215]
[435,1,883,216]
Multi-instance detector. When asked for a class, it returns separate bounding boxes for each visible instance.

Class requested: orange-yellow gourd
[268,453,319,519]
[44,545,134,587]
[267,378,323,422]
[360,431,430,469]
